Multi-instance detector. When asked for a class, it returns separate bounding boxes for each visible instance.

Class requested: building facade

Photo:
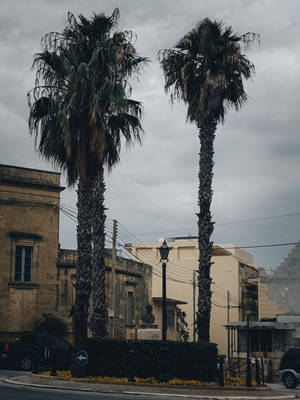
[152,297,187,341]
[226,243,300,379]
[258,242,300,321]
[125,238,259,355]
[0,164,63,339]
[0,164,152,342]
[57,248,153,340]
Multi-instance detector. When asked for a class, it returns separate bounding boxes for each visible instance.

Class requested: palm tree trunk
[197,117,217,342]
[90,167,107,338]
[71,179,93,377]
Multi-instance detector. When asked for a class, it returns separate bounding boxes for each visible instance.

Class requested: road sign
[76,350,88,367]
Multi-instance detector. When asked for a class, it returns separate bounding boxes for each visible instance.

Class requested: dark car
[0,332,72,371]
[279,348,300,389]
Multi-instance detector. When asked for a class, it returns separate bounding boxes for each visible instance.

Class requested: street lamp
[159,239,170,342]
[245,307,252,387]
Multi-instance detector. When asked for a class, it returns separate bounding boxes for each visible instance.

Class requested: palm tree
[28,9,147,376]
[160,19,257,342]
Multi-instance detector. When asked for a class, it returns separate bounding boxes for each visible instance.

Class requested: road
[1,369,299,400]
[0,369,201,400]
[0,381,219,400]
[268,383,300,397]
[0,382,152,400]
[0,368,28,378]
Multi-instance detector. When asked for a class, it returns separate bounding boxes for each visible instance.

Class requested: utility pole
[109,219,118,338]
[193,270,196,342]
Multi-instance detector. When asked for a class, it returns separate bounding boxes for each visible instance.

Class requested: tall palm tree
[160,19,257,342]
[28,9,147,376]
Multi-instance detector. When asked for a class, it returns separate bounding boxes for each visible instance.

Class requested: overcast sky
[1,0,300,276]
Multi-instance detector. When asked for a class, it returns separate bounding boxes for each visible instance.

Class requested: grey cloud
[1,0,300,272]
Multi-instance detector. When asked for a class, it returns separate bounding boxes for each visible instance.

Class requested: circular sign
[76,350,88,367]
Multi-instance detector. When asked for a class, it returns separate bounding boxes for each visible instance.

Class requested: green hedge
[87,338,217,381]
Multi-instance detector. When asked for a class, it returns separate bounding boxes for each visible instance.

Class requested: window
[15,246,33,282]
[167,309,175,330]
[127,292,134,324]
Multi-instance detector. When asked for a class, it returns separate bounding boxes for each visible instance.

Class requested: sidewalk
[2,373,298,399]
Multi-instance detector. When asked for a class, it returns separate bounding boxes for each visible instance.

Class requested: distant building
[57,248,153,341]
[152,297,187,341]
[125,238,259,355]
[0,164,152,342]
[259,242,300,320]
[227,243,300,379]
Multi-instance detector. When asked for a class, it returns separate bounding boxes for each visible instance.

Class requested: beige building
[0,164,152,342]
[125,238,259,355]
[0,164,63,338]
[152,297,187,341]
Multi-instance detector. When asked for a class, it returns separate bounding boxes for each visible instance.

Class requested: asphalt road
[0,381,214,400]
[268,383,300,397]
[0,369,168,400]
[0,369,200,400]
[0,368,28,378]
[1,369,299,400]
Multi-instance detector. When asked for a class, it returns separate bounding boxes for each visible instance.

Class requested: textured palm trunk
[90,167,107,338]
[71,179,93,377]
[197,117,217,342]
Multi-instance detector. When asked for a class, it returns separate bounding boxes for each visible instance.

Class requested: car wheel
[283,371,298,389]
[19,354,34,371]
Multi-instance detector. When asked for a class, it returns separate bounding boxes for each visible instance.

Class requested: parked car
[279,348,300,389]
[0,332,72,371]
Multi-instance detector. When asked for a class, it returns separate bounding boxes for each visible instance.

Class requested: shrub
[87,338,217,381]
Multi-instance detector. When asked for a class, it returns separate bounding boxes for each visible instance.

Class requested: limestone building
[0,164,63,339]
[0,164,152,342]
[226,243,300,377]
[125,238,259,355]
[257,241,300,350]
[259,242,300,321]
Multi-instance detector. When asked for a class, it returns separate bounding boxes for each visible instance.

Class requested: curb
[1,376,296,400]
[123,391,296,400]
[2,378,94,393]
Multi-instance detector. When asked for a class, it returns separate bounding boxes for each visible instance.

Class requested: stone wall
[57,249,152,341]
[0,164,63,337]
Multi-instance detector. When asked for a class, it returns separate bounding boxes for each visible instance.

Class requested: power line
[223,242,299,250]
[217,212,300,227]
[5,188,299,246]
[53,204,300,290]
[212,301,228,309]
[134,211,300,236]
[117,222,197,275]
[56,203,300,251]
[105,232,192,285]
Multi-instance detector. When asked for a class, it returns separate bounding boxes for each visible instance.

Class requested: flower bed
[41,370,257,387]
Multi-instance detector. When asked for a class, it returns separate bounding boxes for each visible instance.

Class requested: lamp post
[158,239,170,342]
[245,307,252,387]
